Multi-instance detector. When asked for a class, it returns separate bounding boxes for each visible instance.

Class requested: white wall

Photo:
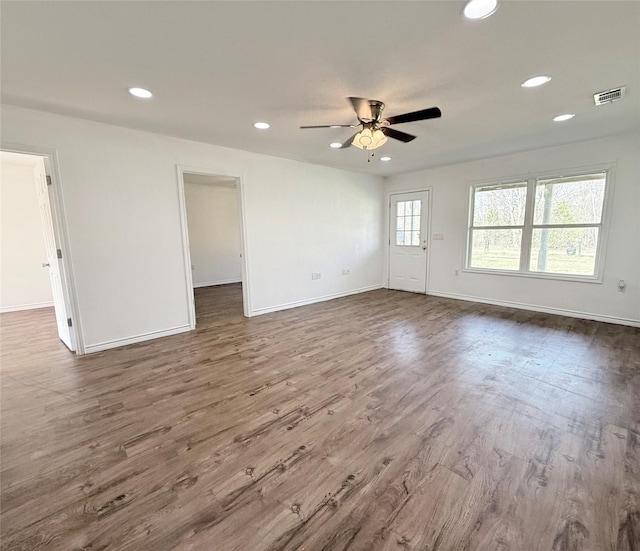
[0,161,54,312]
[0,105,385,352]
[185,182,241,287]
[385,132,640,325]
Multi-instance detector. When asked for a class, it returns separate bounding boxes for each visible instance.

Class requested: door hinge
[67,318,73,327]
[46,175,52,186]
[57,249,63,259]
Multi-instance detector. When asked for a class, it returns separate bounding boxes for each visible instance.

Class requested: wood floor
[1,284,639,551]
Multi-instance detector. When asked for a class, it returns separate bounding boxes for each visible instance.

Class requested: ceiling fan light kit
[301,97,441,154]
[352,126,388,150]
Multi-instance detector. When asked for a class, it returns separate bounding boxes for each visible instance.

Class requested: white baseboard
[84,324,192,354]
[250,284,384,317]
[193,278,241,288]
[0,301,54,313]
[427,290,640,328]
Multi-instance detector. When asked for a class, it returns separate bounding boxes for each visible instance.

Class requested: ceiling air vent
[594,86,626,106]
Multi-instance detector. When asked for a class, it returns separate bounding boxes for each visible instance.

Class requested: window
[467,171,608,279]
[396,199,422,246]
[469,182,527,271]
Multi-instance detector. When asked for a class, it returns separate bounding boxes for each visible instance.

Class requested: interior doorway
[0,149,78,351]
[177,167,249,326]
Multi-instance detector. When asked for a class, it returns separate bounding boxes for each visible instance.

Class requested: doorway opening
[0,149,79,352]
[177,167,249,327]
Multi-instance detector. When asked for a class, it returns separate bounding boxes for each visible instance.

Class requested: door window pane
[404,217,412,231]
[469,229,522,270]
[395,200,422,246]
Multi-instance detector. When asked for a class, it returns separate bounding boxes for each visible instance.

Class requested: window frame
[395,198,424,247]
[465,167,614,283]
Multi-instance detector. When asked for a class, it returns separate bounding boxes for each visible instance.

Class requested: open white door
[34,162,75,350]
[389,190,429,293]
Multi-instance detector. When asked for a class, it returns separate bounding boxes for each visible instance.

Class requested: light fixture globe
[352,126,388,150]
[352,127,373,149]
[372,129,388,148]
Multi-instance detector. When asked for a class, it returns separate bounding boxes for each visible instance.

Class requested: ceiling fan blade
[340,132,359,149]
[385,107,442,125]
[348,97,374,121]
[381,127,416,143]
[300,124,356,129]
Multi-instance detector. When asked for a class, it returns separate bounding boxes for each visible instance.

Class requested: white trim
[1,142,84,354]
[193,278,241,288]
[0,301,54,313]
[236,173,252,317]
[462,266,602,283]
[427,290,640,328]
[250,284,384,316]
[176,166,196,329]
[84,324,192,354]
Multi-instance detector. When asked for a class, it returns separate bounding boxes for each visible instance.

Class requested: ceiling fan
[300,97,442,150]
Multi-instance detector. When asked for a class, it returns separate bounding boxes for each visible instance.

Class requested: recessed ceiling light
[380,156,392,162]
[128,87,153,99]
[521,75,552,88]
[254,122,270,130]
[330,142,342,149]
[463,0,499,19]
[553,113,575,122]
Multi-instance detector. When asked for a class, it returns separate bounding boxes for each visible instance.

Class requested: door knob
[42,263,50,267]
[422,241,427,251]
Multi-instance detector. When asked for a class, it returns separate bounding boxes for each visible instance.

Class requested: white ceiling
[2,1,638,176]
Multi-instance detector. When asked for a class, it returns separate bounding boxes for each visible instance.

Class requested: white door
[34,163,75,351]
[389,191,429,293]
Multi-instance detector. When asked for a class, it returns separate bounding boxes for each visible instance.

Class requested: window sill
[462,267,603,284]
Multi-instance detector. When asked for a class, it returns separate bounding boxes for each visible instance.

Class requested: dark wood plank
[1,284,639,550]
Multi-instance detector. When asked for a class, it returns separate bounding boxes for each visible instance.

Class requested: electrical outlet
[433,233,444,240]
[311,272,321,280]
[342,269,350,276]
